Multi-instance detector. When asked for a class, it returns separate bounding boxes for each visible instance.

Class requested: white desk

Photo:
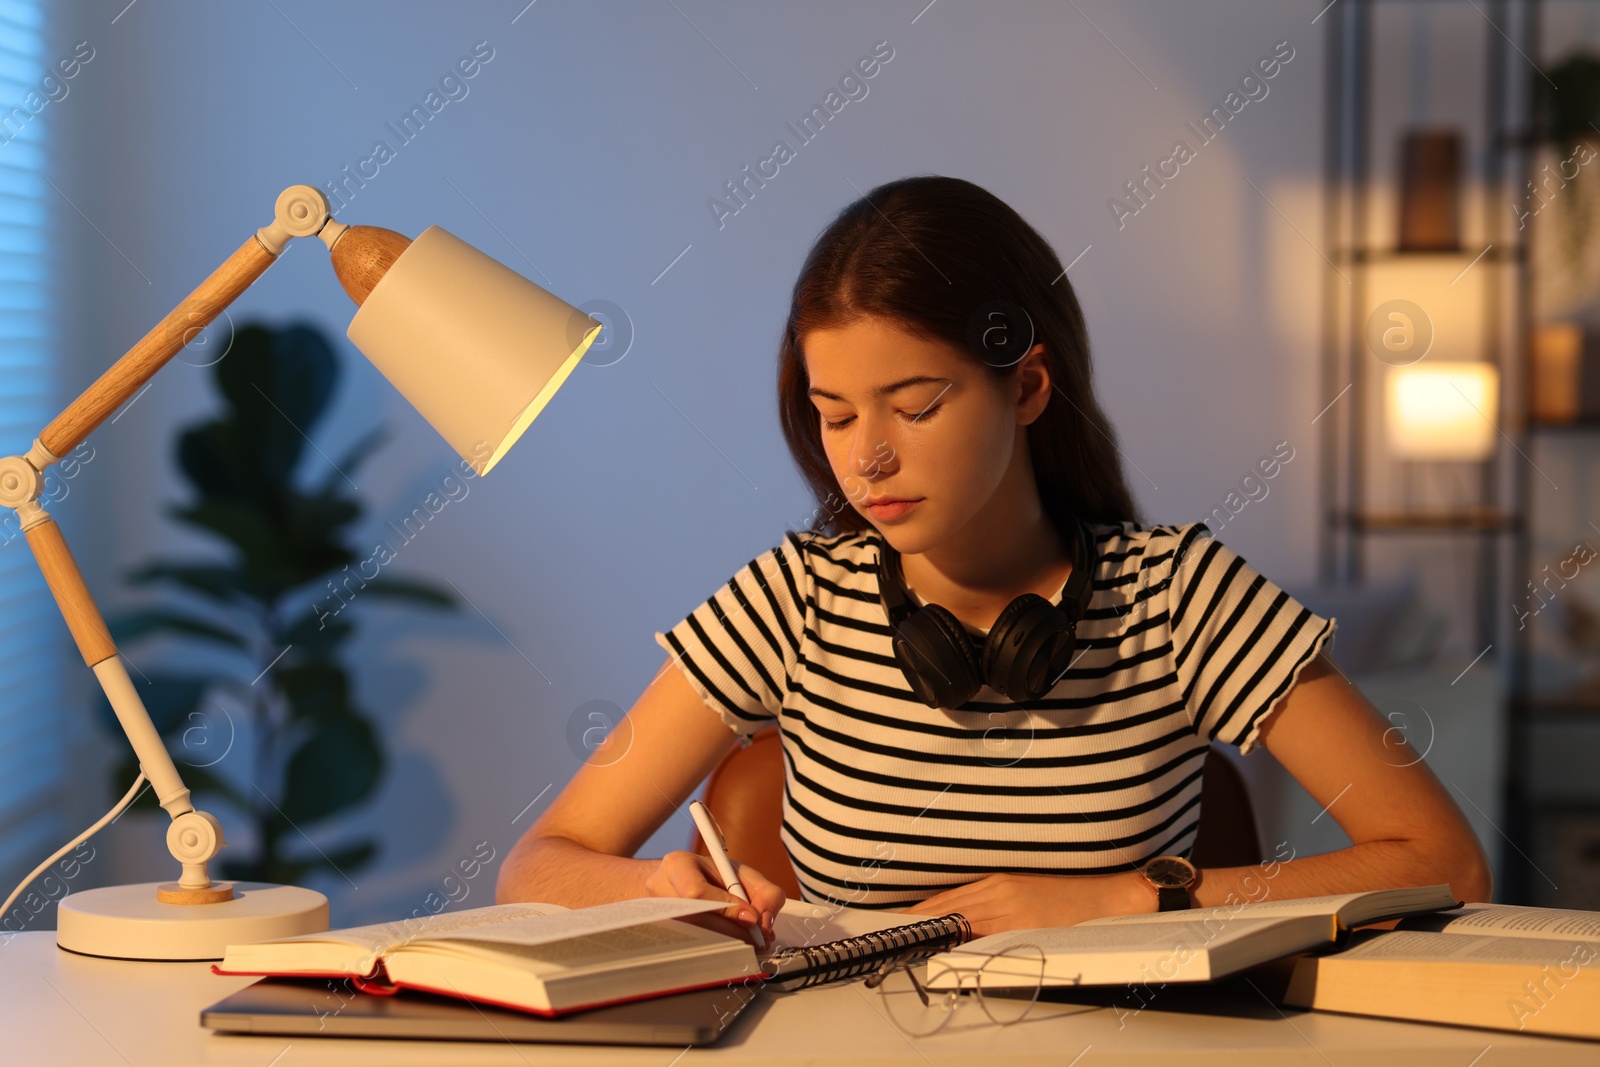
[2,931,1593,1065]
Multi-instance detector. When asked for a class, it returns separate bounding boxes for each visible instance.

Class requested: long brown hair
[777,174,1142,538]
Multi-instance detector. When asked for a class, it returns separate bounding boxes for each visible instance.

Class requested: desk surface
[3,931,1594,1066]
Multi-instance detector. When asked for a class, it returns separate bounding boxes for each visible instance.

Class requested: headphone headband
[876,515,1097,707]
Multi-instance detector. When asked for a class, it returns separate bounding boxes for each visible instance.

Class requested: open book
[212,898,762,1017]
[921,884,1460,988]
[1282,903,1600,1040]
[213,896,977,1015]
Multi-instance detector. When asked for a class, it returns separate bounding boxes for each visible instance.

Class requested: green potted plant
[98,321,456,885]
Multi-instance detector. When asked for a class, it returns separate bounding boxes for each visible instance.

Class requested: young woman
[496,175,1492,944]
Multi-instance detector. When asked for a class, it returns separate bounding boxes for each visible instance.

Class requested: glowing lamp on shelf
[1385,361,1499,461]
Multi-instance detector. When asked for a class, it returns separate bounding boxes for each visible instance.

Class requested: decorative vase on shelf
[1397,128,1463,253]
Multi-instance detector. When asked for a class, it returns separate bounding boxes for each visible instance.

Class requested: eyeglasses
[863,943,1069,1037]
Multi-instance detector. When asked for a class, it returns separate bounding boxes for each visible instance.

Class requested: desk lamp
[0,185,601,960]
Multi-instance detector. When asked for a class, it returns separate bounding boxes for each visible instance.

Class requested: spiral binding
[761,912,973,992]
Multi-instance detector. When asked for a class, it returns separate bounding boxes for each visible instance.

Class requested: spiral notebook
[761,902,973,991]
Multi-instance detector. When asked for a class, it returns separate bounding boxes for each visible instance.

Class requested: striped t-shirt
[654,520,1335,910]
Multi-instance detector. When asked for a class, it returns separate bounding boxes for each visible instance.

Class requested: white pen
[688,799,768,951]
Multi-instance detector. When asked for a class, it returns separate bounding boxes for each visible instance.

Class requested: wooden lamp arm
[37,235,279,459]
[35,183,342,462]
[32,184,409,464]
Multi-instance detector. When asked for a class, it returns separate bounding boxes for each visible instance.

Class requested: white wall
[35,0,1346,925]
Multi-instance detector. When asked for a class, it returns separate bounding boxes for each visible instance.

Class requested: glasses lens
[876,963,957,1037]
[974,944,1046,1026]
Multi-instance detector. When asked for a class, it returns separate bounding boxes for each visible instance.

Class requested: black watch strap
[1156,884,1190,911]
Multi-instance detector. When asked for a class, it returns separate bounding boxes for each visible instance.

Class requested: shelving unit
[1318,0,1589,905]
[1318,0,1524,646]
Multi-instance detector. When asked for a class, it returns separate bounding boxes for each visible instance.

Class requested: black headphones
[877,515,1096,709]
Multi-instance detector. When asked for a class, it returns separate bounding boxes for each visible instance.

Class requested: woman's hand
[644,849,785,947]
[904,871,1153,937]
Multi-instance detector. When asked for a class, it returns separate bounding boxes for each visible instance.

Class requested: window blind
[0,0,66,887]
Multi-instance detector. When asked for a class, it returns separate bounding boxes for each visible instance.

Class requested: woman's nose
[848,424,897,477]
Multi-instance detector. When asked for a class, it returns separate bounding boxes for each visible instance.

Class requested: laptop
[200,975,762,1046]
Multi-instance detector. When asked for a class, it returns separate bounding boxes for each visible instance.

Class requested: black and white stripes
[655,521,1334,910]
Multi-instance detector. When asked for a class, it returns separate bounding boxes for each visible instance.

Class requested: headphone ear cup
[982,593,1077,701]
[893,604,983,709]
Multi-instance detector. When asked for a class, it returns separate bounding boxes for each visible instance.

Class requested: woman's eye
[821,406,939,431]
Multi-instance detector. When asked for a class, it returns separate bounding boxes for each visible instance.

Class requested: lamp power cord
[1,771,148,927]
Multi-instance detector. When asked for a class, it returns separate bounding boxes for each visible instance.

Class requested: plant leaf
[216,322,339,482]
[107,608,249,651]
[176,420,255,502]
[276,609,354,654]
[317,425,390,493]
[168,498,285,565]
[357,577,457,609]
[276,661,353,723]
[175,762,251,814]
[280,713,383,825]
[288,839,379,879]
[125,561,258,605]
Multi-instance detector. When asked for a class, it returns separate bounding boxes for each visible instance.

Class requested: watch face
[1145,856,1196,889]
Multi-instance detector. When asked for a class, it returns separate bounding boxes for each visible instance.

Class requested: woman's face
[803,316,1045,554]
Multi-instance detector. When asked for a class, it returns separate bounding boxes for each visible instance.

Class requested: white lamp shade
[1385,361,1499,460]
[347,226,603,475]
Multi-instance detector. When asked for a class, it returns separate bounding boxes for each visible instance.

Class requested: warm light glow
[1386,361,1499,460]
[480,320,601,475]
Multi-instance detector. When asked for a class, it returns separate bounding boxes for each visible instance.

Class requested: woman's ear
[1015,344,1051,425]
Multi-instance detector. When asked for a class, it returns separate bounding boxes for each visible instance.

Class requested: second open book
[918,884,1461,988]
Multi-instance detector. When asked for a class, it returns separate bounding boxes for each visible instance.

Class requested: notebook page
[770,898,916,952]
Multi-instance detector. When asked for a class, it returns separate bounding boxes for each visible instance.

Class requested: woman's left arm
[1180,651,1492,907]
[909,652,1494,935]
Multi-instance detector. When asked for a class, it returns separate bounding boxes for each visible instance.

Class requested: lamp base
[57,880,328,961]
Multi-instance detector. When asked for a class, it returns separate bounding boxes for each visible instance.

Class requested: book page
[962,916,1293,955]
[1332,929,1600,967]
[424,897,730,949]
[1400,904,1600,942]
[1080,893,1370,927]
[770,898,916,951]
[459,920,726,972]
[1079,885,1454,929]
[259,902,570,955]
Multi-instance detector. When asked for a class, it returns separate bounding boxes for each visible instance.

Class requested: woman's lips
[868,498,923,521]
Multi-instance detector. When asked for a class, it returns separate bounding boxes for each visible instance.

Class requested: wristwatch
[1140,855,1199,912]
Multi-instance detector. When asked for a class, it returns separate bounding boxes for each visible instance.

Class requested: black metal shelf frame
[1318,0,1568,905]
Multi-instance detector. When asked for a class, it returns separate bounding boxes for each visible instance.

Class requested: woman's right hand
[644,850,784,948]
